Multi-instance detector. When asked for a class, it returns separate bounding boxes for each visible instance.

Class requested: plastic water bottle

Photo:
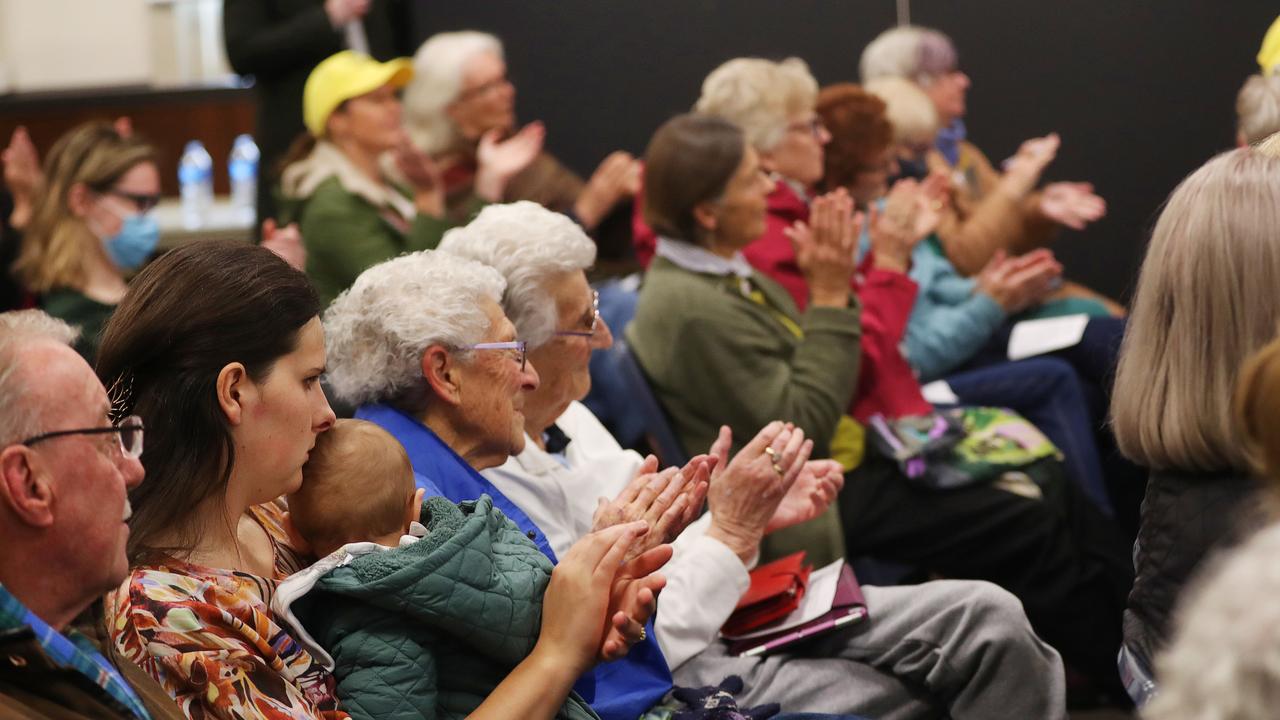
[178,140,214,229]
[228,134,259,223]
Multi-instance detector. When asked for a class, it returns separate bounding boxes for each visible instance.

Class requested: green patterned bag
[869,406,1062,490]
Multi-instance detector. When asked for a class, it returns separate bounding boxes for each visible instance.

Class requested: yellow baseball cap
[1259,15,1280,75]
[303,50,414,137]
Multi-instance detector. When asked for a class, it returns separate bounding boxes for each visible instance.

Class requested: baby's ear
[406,487,427,529]
[282,511,312,555]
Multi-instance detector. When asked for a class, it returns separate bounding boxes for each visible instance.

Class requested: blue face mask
[103,213,160,271]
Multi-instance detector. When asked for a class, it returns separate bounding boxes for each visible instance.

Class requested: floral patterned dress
[107,502,348,720]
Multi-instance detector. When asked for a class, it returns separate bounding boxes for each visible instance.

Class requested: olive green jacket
[278,141,482,306]
[627,254,863,564]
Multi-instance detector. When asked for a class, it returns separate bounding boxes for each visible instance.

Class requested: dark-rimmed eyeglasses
[466,340,527,371]
[21,415,145,459]
[107,189,161,214]
[553,290,600,339]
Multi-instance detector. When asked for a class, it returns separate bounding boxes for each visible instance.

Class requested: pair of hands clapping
[557,421,844,669]
[1001,132,1106,230]
[394,123,546,216]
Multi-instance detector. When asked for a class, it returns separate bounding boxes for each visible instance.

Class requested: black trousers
[839,454,1133,699]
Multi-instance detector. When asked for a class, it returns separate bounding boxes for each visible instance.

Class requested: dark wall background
[411,1,1276,301]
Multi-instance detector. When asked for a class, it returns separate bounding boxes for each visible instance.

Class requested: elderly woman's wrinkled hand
[704,422,813,563]
[1000,132,1060,198]
[765,459,844,534]
[575,150,642,230]
[1040,181,1106,230]
[787,189,861,308]
[475,122,546,202]
[391,135,446,217]
[976,249,1064,313]
[592,454,710,562]
[537,521,670,671]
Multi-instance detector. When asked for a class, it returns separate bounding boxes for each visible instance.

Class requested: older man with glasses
[0,310,181,719]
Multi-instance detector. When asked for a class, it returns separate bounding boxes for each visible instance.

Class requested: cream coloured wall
[0,0,232,93]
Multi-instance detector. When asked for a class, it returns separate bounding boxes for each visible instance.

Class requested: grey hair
[1237,74,1280,145]
[860,25,958,85]
[1144,523,1280,720]
[1111,148,1280,472]
[322,250,506,409]
[0,310,79,445]
[438,201,596,348]
[402,31,505,155]
[694,57,818,152]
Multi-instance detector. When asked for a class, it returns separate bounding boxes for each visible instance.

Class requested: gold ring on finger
[764,447,778,459]
[638,626,647,642]
[772,462,785,477]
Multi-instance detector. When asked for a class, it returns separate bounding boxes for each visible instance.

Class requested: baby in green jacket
[271,419,657,720]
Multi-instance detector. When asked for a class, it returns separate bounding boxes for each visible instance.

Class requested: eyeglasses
[553,290,600,339]
[21,415,145,459]
[466,340,528,371]
[786,116,827,140]
[455,75,512,103]
[107,189,161,214]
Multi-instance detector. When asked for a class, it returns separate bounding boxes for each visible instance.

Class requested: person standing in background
[222,0,414,228]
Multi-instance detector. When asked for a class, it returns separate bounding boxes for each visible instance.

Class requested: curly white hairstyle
[0,310,79,444]
[322,250,506,408]
[694,57,817,152]
[402,31,504,155]
[860,25,958,86]
[438,201,596,348]
[1144,522,1280,720]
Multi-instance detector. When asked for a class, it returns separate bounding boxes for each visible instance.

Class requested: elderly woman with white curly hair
[402,31,640,231]
[440,201,1069,720]
[321,245,910,720]
[321,247,698,720]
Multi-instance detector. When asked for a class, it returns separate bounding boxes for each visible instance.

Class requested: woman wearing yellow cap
[279,50,542,306]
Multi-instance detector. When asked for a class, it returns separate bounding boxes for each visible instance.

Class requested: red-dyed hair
[816,83,895,193]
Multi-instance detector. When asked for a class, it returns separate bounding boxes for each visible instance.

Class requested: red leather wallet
[721,551,812,636]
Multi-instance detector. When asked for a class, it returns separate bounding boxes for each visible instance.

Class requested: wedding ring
[764,447,778,459]
[638,626,647,642]
[772,462,786,477]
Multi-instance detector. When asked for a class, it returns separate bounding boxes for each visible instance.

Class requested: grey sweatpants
[672,580,1066,720]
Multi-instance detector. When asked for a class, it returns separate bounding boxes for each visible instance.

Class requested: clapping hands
[786,188,862,308]
[475,122,545,202]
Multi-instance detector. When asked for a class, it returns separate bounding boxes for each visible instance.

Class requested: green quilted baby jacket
[296,494,600,720]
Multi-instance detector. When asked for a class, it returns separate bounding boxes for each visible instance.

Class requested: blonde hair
[1238,74,1280,145]
[12,122,156,293]
[402,31,504,155]
[1144,523,1280,720]
[292,419,416,557]
[1235,337,1280,485]
[865,76,940,145]
[1112,147,1280,472]
[694,57,817,152]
